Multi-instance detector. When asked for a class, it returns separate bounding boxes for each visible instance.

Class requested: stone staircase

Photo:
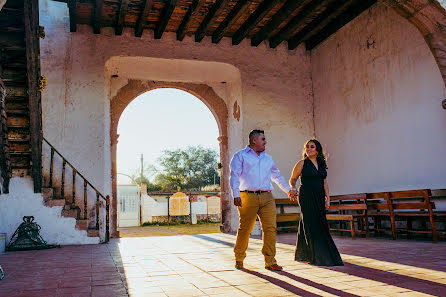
[0,0,32,178]
[41,186,100,238]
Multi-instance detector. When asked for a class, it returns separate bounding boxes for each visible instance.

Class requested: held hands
[325,196,330,210]
[288,189,298,201]
[234,197,242,207]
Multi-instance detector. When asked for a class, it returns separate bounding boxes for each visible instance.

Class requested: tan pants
[234,191,277,266]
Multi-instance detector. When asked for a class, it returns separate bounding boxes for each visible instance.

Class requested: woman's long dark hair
[302,139,328,169]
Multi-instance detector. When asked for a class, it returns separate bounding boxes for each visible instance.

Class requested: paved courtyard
[0,233,445,296]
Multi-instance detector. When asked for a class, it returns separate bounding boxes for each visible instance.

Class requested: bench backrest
[367,192,391,211]
[275,198,299,205]
[328,193,367,212]
[389,189,435,211]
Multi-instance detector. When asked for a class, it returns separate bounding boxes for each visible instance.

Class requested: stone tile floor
[0,233,445,296]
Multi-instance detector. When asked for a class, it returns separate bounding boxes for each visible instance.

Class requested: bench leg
[365,216,370,237]
[428,215,438,243]
[350,220,356,239]
[406,218,411,239]
[389,215,397,240]
[375,216,381,237]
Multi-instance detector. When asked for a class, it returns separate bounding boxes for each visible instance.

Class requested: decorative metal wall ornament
[6,216,59,251]
[233,101,240,121]
[38,75,47,92]
[39,26,45,39]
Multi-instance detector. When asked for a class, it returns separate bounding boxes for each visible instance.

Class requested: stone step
[41,187,54,201]
[87,229,99,237]
[75,220,88,230]
[61,208,79,219]
[12,168,30,177]
[45,199,66,208]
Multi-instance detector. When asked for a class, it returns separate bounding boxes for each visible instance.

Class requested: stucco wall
[39,0,313,233]
[0,178,99,245]
[312,3,446,195]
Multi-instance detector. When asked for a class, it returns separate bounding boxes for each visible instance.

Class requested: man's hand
[288,189,298,201]
[234,197,242,207]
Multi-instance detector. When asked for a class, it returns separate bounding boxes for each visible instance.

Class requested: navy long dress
[295,158,343,266]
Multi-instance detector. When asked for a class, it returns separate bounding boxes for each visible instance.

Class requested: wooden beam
[154,0,177,39]
[67,0,77,32]
[305,0,376,50]
[212,0,250,44]
[24,0,42,193]
[135,0,153,37]
[115,0,129,36]
[93,0,103,34]
[269,0,325,49]
[232,0,277,46]
[177,0,201,41]
[195,0,226,42]
[251,0,304,47]
[287,0,356,50]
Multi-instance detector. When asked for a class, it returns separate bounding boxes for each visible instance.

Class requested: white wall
[312,3,446,195]
[39,0,313,232]
[0,178,99,245]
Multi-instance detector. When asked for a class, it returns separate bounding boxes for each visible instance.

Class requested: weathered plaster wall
[0,178,99,245]
[39,0,313,233]
[312,3,446,195]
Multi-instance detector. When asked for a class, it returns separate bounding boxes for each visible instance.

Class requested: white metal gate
[117,185,140,227]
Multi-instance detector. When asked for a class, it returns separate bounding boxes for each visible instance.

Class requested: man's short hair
[249,129,264,144]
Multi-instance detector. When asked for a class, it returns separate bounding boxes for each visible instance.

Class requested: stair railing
[43,138,109,242]
[0,76,11,194]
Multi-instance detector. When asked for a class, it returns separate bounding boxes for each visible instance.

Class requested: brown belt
[241,190,271,194]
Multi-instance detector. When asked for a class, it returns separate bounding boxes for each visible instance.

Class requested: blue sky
[117,88,219,184]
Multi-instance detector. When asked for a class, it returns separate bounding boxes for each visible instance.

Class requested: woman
[289,139,343,266]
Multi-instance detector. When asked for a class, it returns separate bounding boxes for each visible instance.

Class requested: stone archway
[383,0,446,108]
[109,80,230,236]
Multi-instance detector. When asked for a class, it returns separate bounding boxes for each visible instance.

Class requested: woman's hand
[289,190,299,201]
[325,196,330,210]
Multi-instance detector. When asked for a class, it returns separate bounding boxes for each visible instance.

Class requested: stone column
[218,135,232,233]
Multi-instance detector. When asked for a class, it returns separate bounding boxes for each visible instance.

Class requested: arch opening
[110,81,231,237]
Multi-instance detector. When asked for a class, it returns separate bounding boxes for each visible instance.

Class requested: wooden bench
[326,193,369,238]
[275,198,300,232]
[367,192,395,239]
[368,190,446,242]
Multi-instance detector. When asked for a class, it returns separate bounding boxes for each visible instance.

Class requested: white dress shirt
[230,146,291,198]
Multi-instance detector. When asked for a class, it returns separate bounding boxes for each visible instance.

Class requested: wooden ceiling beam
[305,0,376,50]
[93,0,103,34]
[232,0,277,46]
[67,0,77,32]
[250,0,304,47]
[212,0,250,44]
[135,0,153,37]
[155,0,177,39]
[177,0,201,41]
[195,0,227,42]
[269,0,325,49]
[287,0,356,50]
[115,0,129,36]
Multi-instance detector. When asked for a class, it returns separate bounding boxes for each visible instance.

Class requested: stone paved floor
[0,233,445,296]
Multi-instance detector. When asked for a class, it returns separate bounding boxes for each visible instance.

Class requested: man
[230,129,296,271]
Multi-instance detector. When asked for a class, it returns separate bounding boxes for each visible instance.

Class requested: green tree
[155,146,220,191]
[130,163,162,191]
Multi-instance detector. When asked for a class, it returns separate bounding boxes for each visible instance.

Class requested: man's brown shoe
[265,264,283,271]
[235,261,244,270]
